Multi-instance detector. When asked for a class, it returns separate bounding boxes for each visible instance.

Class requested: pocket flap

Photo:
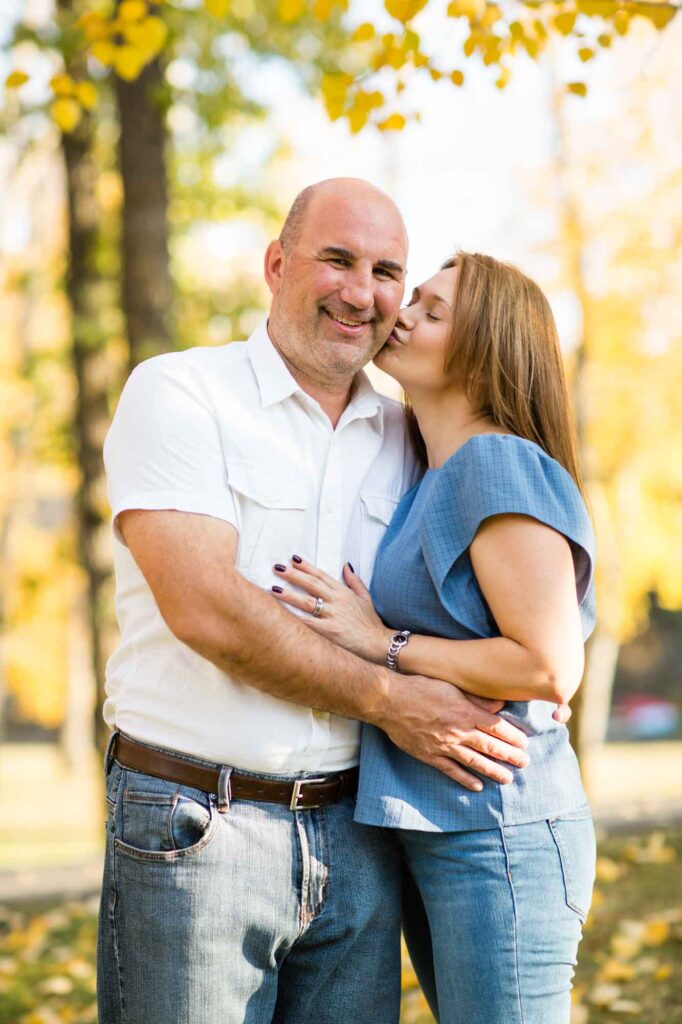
[230,462,310,510]
[360,493,399,526]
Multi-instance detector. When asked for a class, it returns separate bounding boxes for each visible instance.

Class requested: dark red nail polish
[292,554,303,564]
[272,585,283,594]
[347,562,355,573]
[274,563,286,572]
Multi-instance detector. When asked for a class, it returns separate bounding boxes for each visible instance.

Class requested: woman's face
[374,266,458,392]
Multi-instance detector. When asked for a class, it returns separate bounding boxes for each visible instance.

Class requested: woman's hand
[271,557,393,664]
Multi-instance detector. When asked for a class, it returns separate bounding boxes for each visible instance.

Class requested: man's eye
[374,268,394,279]
[329,257,350,267]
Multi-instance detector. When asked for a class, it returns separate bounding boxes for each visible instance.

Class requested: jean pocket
[549,813,596,921]
[115,772,218,863]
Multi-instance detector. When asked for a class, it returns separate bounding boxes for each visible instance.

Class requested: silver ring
[313,597,324,618]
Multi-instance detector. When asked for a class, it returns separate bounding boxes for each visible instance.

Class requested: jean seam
[109,800,126,1021]
[500,826,527,1024]
[548,817,589,920]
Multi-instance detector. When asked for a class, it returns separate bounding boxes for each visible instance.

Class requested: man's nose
[339,268,374,311]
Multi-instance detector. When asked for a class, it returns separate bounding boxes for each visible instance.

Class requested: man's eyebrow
[318,246,405,276]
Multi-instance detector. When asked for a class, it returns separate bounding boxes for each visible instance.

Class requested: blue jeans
[97,745,402,1024]
[399,811,596,1024]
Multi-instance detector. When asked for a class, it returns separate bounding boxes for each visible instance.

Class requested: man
[98,178,530,1024]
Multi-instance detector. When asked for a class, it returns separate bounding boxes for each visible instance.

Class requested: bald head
[279,178,407,255]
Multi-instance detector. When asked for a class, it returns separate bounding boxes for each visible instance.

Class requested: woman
[272,252,596,1024]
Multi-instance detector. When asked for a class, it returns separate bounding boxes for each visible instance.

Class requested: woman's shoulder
[421,431,595,605]
[436,433,589,522]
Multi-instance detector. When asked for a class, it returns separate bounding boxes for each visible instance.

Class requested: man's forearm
[179,570,394,725]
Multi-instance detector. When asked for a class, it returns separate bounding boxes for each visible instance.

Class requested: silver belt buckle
[290,776,329,811]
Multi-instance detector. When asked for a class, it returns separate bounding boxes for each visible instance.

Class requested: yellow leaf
[450,68,464,85]
[75,81,98,110]
[384,0,428,22]
[631,1,676,28]
[124,16,168,57]
[567,81,587,97]
[613,9,630,33]
[378,113,405,131]
[578,46,595,61]
[429,67,442,80]
[114,45,147,80]
[91,40,117,66]
[119,0,148,20]
[577,0,617,14]
[50,73,75,96]
[5,70,29,88]
[643,920,669,946]
[599,959,637,982]
[313,0,348,18]
[320,71,352,119]
[204,0,230,15]
[50,97,82,133]
[495,66,511,88]
[654,963,673,981]
[78,12,112,41]
[413,51,429,66]
[447,0,486,19]
[348,106,370,133]
[352,22,375,41]
[277,0,306,22]
[596,855,623,882]
[553,11,577,34]
[598,32,612,46]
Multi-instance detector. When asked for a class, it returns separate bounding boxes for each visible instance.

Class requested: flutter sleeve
[420,434,596,639]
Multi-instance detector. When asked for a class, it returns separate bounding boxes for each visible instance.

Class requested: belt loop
[103,730,119,776]
[217,766,233,813]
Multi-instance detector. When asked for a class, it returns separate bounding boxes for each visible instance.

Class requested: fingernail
[292,554,302,564]
[347,562,355,573]
[272,585,283,594]
[473,782,483,791]
[274,563,286,572]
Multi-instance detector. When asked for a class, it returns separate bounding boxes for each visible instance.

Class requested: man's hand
[376,675,530,792]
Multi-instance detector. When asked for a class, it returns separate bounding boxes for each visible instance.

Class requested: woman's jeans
[97,754,402,1024]
[399,811,596,1024]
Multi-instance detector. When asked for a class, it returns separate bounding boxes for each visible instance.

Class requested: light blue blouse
[355,434,596,832]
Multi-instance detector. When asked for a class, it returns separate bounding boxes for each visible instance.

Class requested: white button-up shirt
[103,321,417,773]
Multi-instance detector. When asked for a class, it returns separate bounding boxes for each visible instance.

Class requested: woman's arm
[271,512,585,705]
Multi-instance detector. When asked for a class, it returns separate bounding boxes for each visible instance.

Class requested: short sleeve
[103,354,238,544]
[420,435,596,637]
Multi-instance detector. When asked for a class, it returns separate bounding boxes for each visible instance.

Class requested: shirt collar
[246,319,385,433]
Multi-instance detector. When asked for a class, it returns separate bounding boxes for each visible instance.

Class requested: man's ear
[264,239,285,296]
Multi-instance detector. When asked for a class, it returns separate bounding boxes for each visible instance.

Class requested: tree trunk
[115,58,173,368]
[61,119,113,757]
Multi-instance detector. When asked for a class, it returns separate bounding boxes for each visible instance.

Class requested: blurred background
[0,0,681,1021]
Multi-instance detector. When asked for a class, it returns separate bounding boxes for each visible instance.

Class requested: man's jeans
[97,749,402,1024]
[400,811,596,1024]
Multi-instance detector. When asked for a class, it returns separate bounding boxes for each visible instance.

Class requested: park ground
[0,742,681,1023]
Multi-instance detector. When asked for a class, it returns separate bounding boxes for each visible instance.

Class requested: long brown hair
[405,251,586,498]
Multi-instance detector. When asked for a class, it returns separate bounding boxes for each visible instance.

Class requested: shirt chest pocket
[229,462,311,575]
[360,493,399,582]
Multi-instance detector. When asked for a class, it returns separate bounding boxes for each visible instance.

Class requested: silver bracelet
[386,630,411,671]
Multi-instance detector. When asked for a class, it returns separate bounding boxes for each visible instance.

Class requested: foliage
[3,0,679,137]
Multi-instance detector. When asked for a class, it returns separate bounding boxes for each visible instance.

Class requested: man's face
[265,188,407,384]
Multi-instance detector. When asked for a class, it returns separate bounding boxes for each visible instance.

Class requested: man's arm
[119,508,530,792]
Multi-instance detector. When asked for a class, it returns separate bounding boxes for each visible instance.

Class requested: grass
[0,830,680,1024]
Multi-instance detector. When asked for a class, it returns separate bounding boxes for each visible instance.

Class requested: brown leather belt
[112,733,359,811]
